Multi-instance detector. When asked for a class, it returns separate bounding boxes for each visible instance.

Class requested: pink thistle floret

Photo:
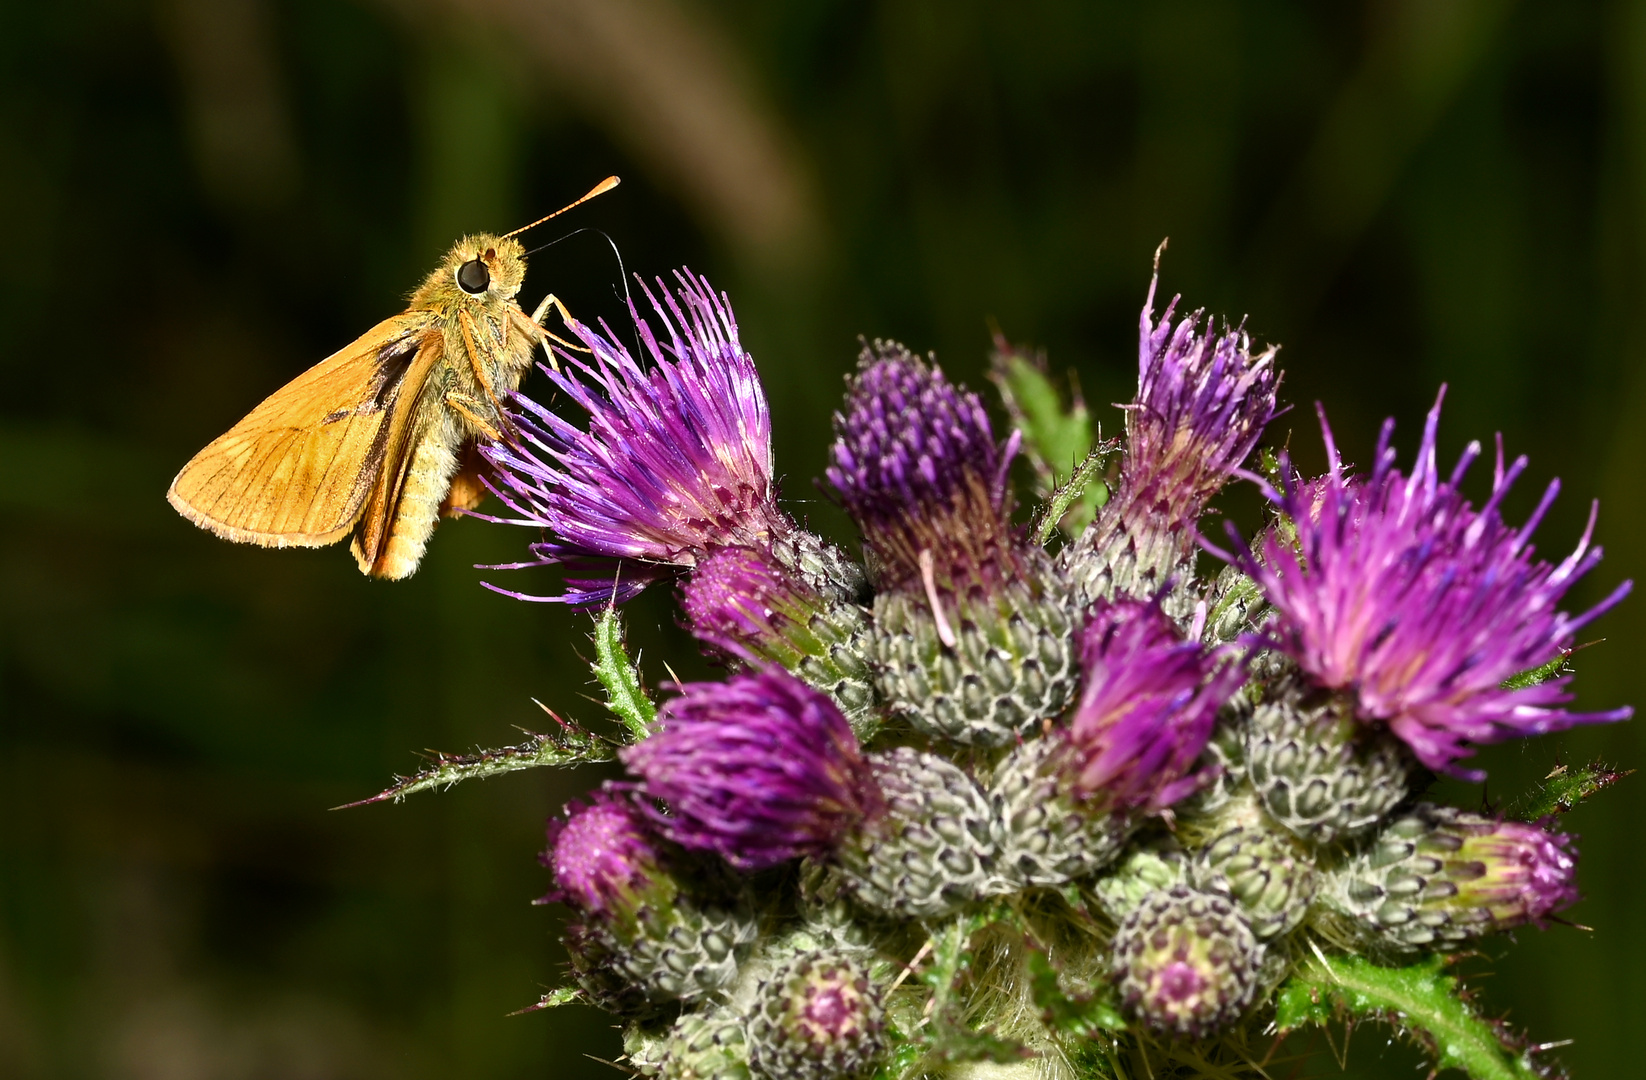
[540,786,665,917]
[1219,388,1632,778]
[1121,268,1281,531]
[1458,818,1581,929]
[622,668,882,871]
[1064,599,1243,813]
[480,270,787,605]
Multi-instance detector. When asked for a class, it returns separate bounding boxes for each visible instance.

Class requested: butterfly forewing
[167,313,442,546]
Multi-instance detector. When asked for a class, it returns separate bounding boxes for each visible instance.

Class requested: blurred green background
[2,1,1644,1077]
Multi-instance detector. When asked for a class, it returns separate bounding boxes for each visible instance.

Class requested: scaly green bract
[591,605,656,741]
[1276,950,1550,1080]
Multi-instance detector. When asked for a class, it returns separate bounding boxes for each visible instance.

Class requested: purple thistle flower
[1064,263,1280,610]
[1121,267,1281,532]
[1216,389,1632,778]
[621,668,882,871]
[826,341,1025,593]
[479,270,789,605]
[540,786,666,917]
[1063,598,1243,813]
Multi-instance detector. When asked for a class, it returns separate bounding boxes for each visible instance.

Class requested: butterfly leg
[457,310,516,436]
[527,293,591,369]
[444,390,504,442]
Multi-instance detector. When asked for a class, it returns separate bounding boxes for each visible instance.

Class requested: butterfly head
[419,233,527,310]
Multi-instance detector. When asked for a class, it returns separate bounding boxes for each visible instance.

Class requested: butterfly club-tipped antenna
[507,176,621,369]
[501,175,621,241]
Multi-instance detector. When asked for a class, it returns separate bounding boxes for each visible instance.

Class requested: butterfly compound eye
[456,258,490,294]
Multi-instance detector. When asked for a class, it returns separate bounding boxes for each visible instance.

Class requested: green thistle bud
[1328,804,1580,950]
[1246,694,1417,843]
[872,567,1079,747]
[631,1007,752,1080]
[836,748,1004,918]
[1092,846,1188,922]
[746,951,887,1080]
[565,898,759,1014]
[1191,809,1318,939]
[991,737,1131,887]
[1111,885,1265,1039]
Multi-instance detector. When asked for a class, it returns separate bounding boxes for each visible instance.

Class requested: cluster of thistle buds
[421,259,1633,1080]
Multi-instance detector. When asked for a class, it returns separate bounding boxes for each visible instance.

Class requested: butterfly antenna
[500,176,620,240]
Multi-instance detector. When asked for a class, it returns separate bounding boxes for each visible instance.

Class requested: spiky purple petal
[622,668,881,871]
[1218,389,1632,777]
[1122,270,1281,530]
[479,270,788,604]
[826,341,1023,591]
[1063,599,1242,812]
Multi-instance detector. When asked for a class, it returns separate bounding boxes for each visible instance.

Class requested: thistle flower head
[1121,269,1280,531]
[1062,265,1280,609]
[747,952,887,1080]
[541,786,667,917]
[1220,389,1633,777]
[1111,885,1264,1038]
[1063,598,1243,813]
[622,668,881,871]
[1339,805,1580,948]
[826,340,1024,593]
[480,270,787,604]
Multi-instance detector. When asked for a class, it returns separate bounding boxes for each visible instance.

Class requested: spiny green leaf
[989,339,1093,484]
[1033,444,1116,544]
[340,714,616,807]
[1508,760,1633,821]
[989,335,1111,538]
[592,606,655,741]
[1501,652,1570,691]
[512,986,585,1014]
[1277,950,1549,1080]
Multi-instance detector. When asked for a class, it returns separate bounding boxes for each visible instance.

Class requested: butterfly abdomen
[355,409,464,580]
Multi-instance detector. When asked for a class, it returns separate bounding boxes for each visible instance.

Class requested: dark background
[2,1,1643,1077]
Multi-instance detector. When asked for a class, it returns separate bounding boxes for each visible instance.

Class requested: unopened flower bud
[542,789,755,1012]
[1111,885,1264,1038]
[1245,692,1417,844]
[747,951,886,1080]
[990,737,1131,888]
[836,748,1002,918]
[680,546,877,736]
[645,1007,751,1080]
[1191,806,1318,939]
[1330,804,1580,950]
